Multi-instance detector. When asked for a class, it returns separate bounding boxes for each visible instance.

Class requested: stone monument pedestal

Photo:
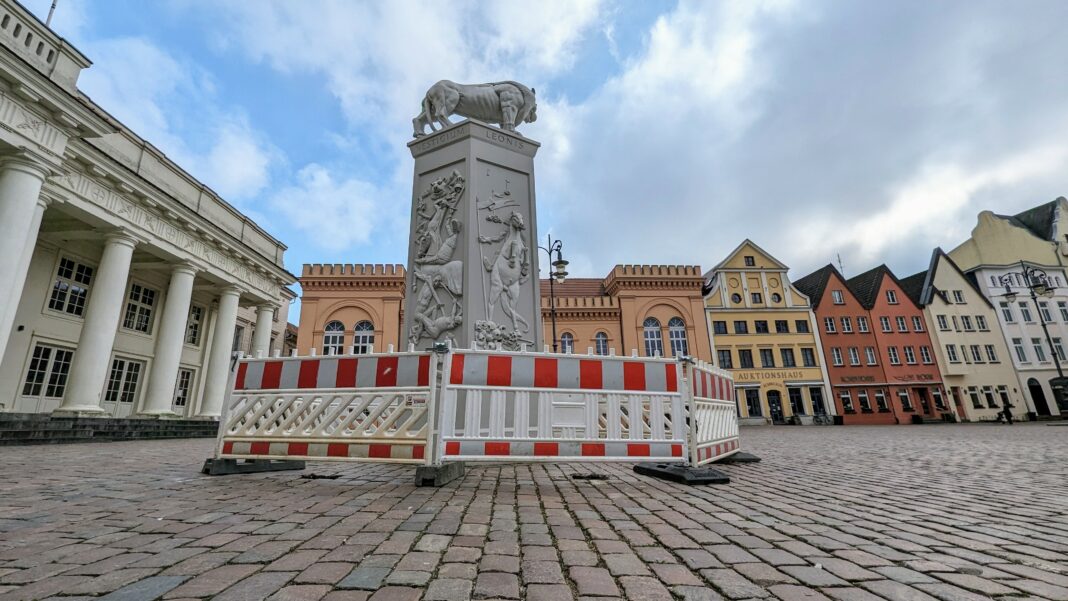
[404,120,543,351]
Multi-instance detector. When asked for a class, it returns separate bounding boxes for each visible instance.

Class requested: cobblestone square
[1,424,1066,601]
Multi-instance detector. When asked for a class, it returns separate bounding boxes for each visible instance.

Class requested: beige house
[901,249,1024,421]
[705,240,833,425]
[950,199,1068,417]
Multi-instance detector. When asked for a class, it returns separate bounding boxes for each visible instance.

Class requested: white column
[198,286,242,418]
[251,304,275,357]
[140,263,197,417]
[0,157,49,356]
[55,231,138,415]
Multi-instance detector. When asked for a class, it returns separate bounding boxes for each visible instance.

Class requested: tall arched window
[594,332,609,356]
[322,321,344,355]
[560,332,574,354]
[353,321,375,354]
[643,317,664,357]
[668,317,689,357]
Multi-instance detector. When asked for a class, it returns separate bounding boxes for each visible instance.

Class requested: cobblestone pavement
[1,424,1067,601]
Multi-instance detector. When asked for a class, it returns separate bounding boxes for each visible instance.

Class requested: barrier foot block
[415,462,465,487]
[633,463,730,485]
[716,451,762,464]
[202,458,306,476]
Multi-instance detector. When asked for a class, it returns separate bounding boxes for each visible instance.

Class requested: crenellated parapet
[604,264,704,294]
[300,263,407,290]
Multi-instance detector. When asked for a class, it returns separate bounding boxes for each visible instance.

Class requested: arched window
[353,321,375,354]
[643,317,664,357]
[560,332,574,354]
[322,321,344,356]
[594,331,609,356]
[668,317,689,357]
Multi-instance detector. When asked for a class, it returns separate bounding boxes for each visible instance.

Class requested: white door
[101,357,144,417]
[16,343,74,413]
[172,368,195,417]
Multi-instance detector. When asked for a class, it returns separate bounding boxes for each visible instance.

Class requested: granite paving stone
[0,426,1064,601]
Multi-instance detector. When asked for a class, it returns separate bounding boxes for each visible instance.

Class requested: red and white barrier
[215,351,439,466]
[688,360,740,466]
[438,350,687,463]
[212,348,741,470]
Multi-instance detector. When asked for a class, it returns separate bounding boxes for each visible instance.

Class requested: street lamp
[997,262,1066,410]
[538,235,568,353]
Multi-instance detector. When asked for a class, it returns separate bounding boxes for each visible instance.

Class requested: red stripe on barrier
[376,356,399,387]
[623,362,645,391]
[369,444,391,458]
[534,357,557,388]
[298,360,319,388]
[485,442,510,456]
[665,363,678,392]
[487,355,512,387]
[418,355,431,386]
[413,445,425,460]
[534,442,558,456]
[235,363,248,390]
[581,443,605,456]
[328,443,348,457]
[627,443,650,457]
[222,441,233,454]
[288,442,308,456]
[250,441,270,455]
[336,358,357,387]
[672,444,683,457]
[580,360,603,389]
[445,441,460,455]
[261,362,282,389]
[450,355,465,385]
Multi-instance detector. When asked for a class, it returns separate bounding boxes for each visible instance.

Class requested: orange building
[296,263,711,362]
[295,264,405,355]
[540,265,712,361]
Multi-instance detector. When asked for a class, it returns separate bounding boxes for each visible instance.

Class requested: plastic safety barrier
[212,348,741,469]
[215,352,438,465]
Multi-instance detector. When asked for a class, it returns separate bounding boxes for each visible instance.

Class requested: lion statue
[413,80,537,137]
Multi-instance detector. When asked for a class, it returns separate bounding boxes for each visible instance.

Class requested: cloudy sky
[24,0,1068,321]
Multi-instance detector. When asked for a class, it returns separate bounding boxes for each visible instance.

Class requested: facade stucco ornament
[408,170,466,347]
[413,80,537,137]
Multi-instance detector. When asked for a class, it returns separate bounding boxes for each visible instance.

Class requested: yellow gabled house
[704,240,834,425]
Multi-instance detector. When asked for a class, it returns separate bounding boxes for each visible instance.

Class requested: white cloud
[266,164,385,252]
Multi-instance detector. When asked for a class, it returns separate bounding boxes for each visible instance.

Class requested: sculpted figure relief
[478,210,531,342]
[409,170,467,347]
[413,80,537,137]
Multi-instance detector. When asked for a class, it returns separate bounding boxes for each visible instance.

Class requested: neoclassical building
[0,2,295,418]
[705,240,833,425]
[295,263,712,362]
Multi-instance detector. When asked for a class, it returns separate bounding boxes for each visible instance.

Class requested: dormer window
[886,290,898,304]
[832,290,845,304]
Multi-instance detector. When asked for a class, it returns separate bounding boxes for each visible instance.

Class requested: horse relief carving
[413,80,537,137]
[409,170,466,347]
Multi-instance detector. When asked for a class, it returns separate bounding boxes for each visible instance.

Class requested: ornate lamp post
[998,262,1068,410]
[538,235,568,353]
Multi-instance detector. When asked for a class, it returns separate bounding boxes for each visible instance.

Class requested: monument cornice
[408,119,540,159]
